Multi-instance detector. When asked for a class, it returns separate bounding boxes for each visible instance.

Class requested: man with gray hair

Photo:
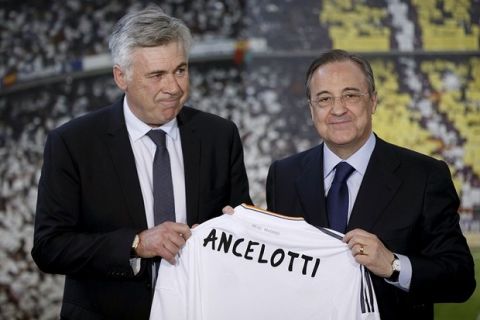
[32,6,251,319]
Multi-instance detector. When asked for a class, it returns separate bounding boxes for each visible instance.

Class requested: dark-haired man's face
[309,60,377,158]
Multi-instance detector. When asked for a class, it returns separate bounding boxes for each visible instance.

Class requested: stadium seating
[0,1,479,319]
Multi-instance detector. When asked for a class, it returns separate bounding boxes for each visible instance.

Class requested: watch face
[132,235,140,249]
[392,259,401,272]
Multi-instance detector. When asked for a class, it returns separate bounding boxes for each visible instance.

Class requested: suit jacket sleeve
[408,159,475,302]
[228,122,252,206]
[32,129,138,278]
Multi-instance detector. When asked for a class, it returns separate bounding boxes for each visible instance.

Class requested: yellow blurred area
[317,0,479,213]
[371,58,480,195]
[320,0,479,51]
[320,0,390,51]
[465,232,480,248]
[412,0,479,50]
[421,58,480,182]
[371,60,442,156]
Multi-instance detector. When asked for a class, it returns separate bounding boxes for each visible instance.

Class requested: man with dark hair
[32,6,251,319]
[266,49,475,319]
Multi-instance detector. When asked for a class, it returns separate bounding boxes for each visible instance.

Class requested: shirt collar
[123,97,179,142]
[323,133,376,178]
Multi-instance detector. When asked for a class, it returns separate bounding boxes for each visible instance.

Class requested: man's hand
[222,205,234,214]
[343,228,395,278]
[192,206,234,230]
[135,222,191,264]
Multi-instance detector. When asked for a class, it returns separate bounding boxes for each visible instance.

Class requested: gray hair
[108,5,192,71]
[305,49,376,99]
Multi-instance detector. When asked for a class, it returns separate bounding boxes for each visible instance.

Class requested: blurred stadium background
[0,0,479,319]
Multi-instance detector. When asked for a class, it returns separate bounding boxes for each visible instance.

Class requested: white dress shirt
[124,99,187,226]
[124,98,187,277]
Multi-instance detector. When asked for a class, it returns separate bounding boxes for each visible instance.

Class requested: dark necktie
[327,162,355,233]
[146,130,175,277]
[146,130,175,225]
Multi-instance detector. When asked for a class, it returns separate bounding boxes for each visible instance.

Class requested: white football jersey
[150,204,380,320]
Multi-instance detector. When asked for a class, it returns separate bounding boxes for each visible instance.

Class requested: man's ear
[113,65,127,91]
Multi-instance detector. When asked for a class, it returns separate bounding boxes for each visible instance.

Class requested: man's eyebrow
[145,70,167,77]
[313,87,362,97]
[342,87,361,92]
[313,90,331,97]
[145,62,188,77]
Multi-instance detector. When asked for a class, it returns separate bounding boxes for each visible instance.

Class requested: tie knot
[146,130,167,148]
[333,162,355,184]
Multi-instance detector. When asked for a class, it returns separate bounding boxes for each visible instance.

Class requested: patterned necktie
[146,129,175,225]
[327,162,355,233]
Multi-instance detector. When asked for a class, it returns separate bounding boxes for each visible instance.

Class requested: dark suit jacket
[32,99,251,319]
[266,135,475,320]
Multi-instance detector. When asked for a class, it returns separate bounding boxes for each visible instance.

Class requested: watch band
[387,254,400,282]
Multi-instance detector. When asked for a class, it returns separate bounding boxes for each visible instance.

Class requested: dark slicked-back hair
[305,49,376,99]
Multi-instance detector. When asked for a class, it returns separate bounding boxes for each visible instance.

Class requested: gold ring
[360,246,365,255]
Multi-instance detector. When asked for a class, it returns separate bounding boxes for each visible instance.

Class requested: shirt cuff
[129,257,141,275]
[385,253,412,292]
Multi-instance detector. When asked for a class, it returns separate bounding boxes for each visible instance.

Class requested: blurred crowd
[1,0,479,319]
[1,0,245,84]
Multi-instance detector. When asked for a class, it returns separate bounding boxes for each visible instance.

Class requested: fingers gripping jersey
[150,204,380,320]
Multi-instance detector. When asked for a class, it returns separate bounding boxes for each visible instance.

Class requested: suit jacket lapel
[295,145,329,227]
[103,100,147,229]
[178,108,201,225]
[347,137,402,231]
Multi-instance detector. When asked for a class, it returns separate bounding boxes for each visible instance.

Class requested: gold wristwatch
[131,234,140,257]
